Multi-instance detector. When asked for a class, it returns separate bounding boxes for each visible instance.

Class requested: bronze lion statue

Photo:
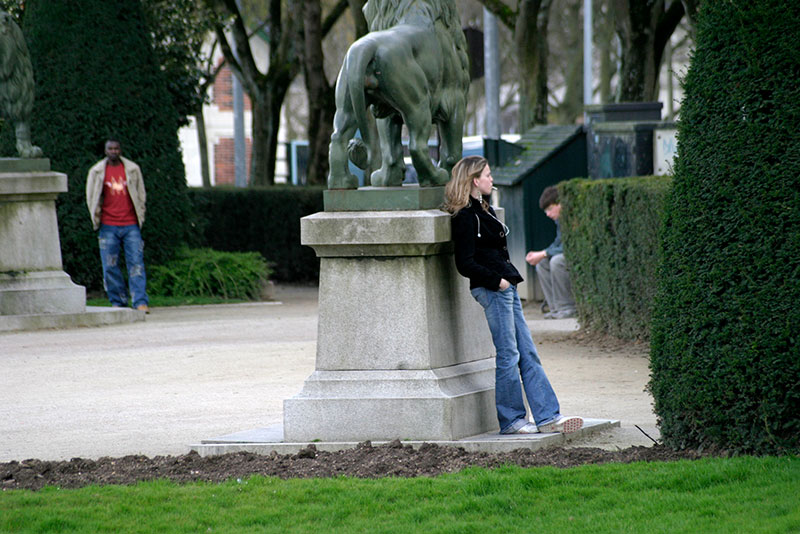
[0,11,42,158]
[327,0,469,189]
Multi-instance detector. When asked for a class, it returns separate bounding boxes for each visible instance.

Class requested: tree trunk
[596,0,617,103]
[614,0,684,102]
[303,0,335,186]
[515,0,550,129]
[249,82,290,186]
[533,1,552,123]
[553,0,582,123]
[194,109,211,187]
[347,0,368,37]
[306,94,335,185]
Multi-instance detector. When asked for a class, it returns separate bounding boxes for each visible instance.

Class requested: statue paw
[418,167,450,187]
[17,143,43,158]
[370,166,404,187]
[327,171,359,190]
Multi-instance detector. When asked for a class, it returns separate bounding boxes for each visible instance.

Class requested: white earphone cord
[475,212,510,238]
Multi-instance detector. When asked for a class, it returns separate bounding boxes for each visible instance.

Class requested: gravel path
[1,284,658,463]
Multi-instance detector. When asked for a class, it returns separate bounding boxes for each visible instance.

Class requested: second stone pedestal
[0,159,85,316]
[284,206,499,442]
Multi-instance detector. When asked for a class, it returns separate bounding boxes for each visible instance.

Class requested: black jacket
[451,196,523,290]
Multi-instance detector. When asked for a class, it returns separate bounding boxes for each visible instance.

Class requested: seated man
[525,186,576,319]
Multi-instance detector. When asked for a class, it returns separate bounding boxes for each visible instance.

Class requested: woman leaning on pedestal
[443,155,583,435]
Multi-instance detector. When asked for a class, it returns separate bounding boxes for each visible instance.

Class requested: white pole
[233,72,247,187]
[483,8,501,139]
[583,0,593,114]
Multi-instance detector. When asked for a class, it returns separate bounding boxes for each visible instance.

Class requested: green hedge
[187,186,324,282]
[649,0,800,454]
[560,176,671,341]
[148,248,270,300]
[3,0,190,292]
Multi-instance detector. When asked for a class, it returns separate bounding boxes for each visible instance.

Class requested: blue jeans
[98,224,149,308]
[471,285,561,433]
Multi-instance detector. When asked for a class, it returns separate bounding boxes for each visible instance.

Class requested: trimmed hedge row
[649,0,799,454]
[560,176,671,341]
[186,186,324,283]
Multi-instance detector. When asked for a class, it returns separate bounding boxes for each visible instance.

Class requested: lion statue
[327,0,469,189]
[0,11,43,158]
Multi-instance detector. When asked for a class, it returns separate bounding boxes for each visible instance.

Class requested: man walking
[525,185,576,319]
[86,139,149,313]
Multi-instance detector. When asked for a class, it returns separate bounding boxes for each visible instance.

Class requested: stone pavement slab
[191,418,620,456]
[0,305,143,332]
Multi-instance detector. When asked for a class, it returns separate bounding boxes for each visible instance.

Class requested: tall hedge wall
[187,186,324,283]
[649,0,800,454]
[2,0,189,291]
[560,176,671,341]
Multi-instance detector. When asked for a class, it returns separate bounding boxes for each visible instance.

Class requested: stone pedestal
[284,191,499,442]
[0,159,85,315]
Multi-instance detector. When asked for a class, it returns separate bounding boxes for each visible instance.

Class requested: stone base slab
[284,359,497,442]
[192,419,621,456]
[323,185,444,212]
[0,306,144,333]
[0,271,85,315]
[0,158,51,173]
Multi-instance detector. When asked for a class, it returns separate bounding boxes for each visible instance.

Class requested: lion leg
[370,116,405,187]
[437,103,466,174]
[328,108,360,190]
[406,110,448,187]
[14,122,43,159]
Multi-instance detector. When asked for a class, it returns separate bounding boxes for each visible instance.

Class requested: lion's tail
[345,37,378,161]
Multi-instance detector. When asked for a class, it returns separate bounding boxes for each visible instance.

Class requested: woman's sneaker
[501,422,539,434]
[513,422,539,434]
[538,416,583,434]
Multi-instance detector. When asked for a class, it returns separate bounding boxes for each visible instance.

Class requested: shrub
[3,0,189,291]
[560,176,671,341]
[186,186,324,282]
[148,248,270,300]
[649,0,800,454]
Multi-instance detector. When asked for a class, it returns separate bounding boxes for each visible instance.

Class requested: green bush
[187,186,324,282]
[649,0,800,454]
[560,176,671,341]
[148,248,270,300]
[3,0,190,291]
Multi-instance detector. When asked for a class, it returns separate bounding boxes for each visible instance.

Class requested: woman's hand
[498,278,511,290]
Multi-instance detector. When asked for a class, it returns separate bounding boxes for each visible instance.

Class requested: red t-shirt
[100,162,138,226]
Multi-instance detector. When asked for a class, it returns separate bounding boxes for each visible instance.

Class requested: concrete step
[190,418,620,456]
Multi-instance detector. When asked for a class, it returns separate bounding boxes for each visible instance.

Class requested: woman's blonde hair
[443,156,488,215]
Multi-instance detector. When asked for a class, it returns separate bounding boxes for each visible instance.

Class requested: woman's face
[471,164,493,197]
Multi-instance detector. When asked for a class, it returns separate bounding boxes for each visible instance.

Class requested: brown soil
[1,441,711,492]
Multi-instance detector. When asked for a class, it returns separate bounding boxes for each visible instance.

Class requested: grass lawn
[2,456,798,533]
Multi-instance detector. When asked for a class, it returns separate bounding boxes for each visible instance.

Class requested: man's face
[545,203,561,221]
[105,141,121,163]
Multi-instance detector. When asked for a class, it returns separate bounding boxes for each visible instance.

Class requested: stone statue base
[284,202,499,442]
[0,159,85,316]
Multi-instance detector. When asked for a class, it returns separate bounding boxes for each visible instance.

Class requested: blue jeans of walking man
[98,224,149,308]
[471,285,562,433]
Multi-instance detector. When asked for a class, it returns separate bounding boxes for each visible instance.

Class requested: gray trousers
[535,254,575,313]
